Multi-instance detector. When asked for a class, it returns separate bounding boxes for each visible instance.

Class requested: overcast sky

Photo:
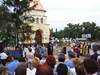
[41,0,100,31]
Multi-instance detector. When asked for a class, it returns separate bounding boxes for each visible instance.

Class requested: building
[22,0,50,44]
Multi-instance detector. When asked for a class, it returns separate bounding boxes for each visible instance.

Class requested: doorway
[35,30,42,44]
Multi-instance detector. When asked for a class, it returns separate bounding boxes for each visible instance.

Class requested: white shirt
[23,47,35,57]
[31,47,35,55]
[0,52,8,60]
[23,47,29,57]
[26,68,36,75]
[68,68,77,75]
[91,42,95,49]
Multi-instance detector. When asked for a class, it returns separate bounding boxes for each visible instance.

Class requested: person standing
[47,42,53,55]
[39,44,47,58]
[7,56,20,75]
[0,51,8,66]
[26,48,34,69]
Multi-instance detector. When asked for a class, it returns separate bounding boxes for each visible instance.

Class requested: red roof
[29,0,46,11]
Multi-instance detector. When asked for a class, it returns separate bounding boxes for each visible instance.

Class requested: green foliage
[0,5,15,45]
[0,0,36,45]
[52,22,100,40]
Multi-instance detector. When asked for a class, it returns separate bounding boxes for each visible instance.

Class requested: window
[36,18,39,23]
[41,18,43,24]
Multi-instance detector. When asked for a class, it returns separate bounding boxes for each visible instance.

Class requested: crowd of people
[0,41,100,75]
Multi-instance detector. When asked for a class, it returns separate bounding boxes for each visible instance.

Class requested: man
[7,56,20,75]
[0,51,8,66]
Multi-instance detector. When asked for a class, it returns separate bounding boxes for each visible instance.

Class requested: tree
[52,22,100,40]
[66,23,82,38]
[94,26,100,40]
[0,0,38,45]
[81,22,96,39]
[0,5,16,45]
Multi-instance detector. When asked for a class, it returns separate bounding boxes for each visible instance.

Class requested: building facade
[23,0,50,44]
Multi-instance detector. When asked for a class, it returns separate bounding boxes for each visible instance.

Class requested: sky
[40,0,100,31]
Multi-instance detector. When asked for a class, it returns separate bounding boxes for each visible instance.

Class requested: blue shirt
[12,50,22,58]
[64,59,74,69]
[7,60,20,73]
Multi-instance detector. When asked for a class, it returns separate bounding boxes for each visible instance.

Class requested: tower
[23,0,50,44]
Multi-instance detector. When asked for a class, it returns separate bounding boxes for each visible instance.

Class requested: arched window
[32,17,35,22]
[36,18,39,23]
[41,18,43,24]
